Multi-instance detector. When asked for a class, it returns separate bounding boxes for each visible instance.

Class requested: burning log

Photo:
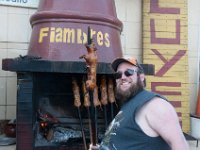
[46,125,82,144]
[37,109,59,138]
[48,126,82,143]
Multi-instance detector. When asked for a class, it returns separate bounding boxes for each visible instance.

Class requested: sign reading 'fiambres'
[0,0,39,8]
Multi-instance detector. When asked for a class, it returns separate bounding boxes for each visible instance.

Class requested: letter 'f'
[39,27,49,43]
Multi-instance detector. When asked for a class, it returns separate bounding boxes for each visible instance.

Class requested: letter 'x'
[151,49,186,77]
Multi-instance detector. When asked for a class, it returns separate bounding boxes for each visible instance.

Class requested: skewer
[100,75,108,129]
[82,80,100,146]
[89,89,98,146]
[108,78,116,120]
[80,26,98,147]
[93,86,101,143]
[72,77,87,150]
[82,79,94,146]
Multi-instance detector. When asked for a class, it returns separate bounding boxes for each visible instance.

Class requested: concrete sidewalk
[189,141,200,150]
[0,141,199,150]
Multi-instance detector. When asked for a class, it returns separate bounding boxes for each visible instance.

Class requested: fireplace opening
[32,73,118,148]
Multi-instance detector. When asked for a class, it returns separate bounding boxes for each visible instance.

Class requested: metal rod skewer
[89,89,98,145]
[100,75,108,129]
[80,26,99,147]
[108,78,116,120]
[77,108,87,150]
[72,78,87,150]
[82,78,94,146]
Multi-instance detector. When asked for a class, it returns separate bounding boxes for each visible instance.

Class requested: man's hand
[89,144,99,150]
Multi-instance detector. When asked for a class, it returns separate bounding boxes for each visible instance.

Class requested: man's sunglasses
[115,69,137,79]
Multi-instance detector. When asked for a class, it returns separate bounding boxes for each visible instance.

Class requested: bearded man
[98,56,189,150]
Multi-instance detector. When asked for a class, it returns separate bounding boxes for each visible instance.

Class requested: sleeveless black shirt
[99,90,171,150]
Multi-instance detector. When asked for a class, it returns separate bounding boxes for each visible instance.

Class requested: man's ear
[139,73,146,87]
[139,73,145,82]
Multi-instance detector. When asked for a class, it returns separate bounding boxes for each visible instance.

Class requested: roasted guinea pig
[80,42,97,91]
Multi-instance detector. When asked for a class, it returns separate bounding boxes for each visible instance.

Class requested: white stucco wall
[0,0,199,121]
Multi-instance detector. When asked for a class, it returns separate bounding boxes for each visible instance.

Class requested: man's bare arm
[146,97,189,150]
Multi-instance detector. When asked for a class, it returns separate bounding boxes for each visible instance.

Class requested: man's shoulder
[146,97,173,110]
[145,97,177,120]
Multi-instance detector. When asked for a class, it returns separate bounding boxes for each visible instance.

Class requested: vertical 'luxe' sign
[142,0,189,132]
